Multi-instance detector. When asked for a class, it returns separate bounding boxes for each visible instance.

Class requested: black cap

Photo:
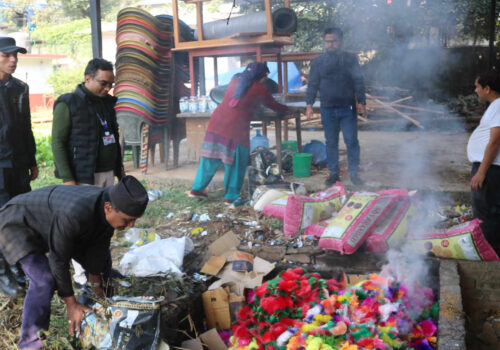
[0,37,27,54]
[109,176,148,217]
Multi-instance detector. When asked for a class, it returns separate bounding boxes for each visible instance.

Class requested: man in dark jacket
[0,175,148,350]
[306,27,367,186]
[0,37,38,297]
[52,58,125,286]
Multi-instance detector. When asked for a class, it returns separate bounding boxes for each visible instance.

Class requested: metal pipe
[89,0,102,58]
[194,8,297,40]
[489,0,497,69]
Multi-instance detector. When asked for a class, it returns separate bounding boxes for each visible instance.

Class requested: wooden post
[277,52,283,93]
[172,0,180,47]
[264,0,273,39]
[189,53,196,96]
[196,1,204,41]
[213,57,218,86]
[283,61,289,96]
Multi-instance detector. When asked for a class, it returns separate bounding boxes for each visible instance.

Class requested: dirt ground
[127,129,472,195]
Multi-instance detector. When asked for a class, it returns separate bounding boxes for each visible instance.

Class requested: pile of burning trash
[229,267,437,350]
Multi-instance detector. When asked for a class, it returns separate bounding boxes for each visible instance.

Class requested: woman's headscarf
[229,62,270,107]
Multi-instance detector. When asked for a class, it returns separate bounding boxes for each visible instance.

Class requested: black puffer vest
[53,85,119,184]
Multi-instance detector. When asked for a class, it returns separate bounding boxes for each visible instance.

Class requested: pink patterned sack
[318,191,404,254]
[283,183,346,236]
[304,217,335,238]
[365,196,412,252]
[262,194,290,221]
[407,219,499,261]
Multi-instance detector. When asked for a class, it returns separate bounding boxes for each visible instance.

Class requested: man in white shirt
[467,70,500,254]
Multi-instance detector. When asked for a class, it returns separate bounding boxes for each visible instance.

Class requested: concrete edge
[438,259,467,350]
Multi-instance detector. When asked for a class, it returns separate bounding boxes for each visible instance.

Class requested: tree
[46,0,121,21]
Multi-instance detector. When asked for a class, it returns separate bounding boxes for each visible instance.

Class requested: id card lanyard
[96,112,110,136]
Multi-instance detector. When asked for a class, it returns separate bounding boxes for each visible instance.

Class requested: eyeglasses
[94,78,114,89]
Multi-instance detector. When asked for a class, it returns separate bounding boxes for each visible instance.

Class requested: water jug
[250,129,269,152]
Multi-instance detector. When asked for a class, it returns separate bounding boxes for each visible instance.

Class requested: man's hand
[306,105,314,120]
[471,171,486,191]
[64,296,91,337]
[29,166,38,181]
[63,180,77,185]
[356,103,368,118]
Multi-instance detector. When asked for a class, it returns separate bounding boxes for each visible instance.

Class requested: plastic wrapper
[79,293,164,350]
[407,219,500,261]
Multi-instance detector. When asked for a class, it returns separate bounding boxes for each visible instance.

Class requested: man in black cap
[0,36,38,297]
[0,175,148,350]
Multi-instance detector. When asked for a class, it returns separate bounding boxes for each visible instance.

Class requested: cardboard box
[201,255,227,276]
[202,287,231,330]
[180,328,228,350]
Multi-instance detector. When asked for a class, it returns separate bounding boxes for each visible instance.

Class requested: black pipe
[195,8,297,40]
[489,0,497,69]
[89,0,102,58]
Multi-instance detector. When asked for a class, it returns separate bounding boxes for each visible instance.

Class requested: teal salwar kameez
[192,144,249,202]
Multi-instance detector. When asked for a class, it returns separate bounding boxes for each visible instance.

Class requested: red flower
[255,283,270,299]
[238,306,254,321]
[232,325,251,340]
[278,279,298,293]
[296,279,312,297]
[280,269,302,281]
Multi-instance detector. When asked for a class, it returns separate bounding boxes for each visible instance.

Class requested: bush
[47,64,85,98]
[32,134,59,189]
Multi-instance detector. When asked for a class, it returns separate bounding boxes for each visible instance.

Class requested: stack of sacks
[256,183,346,231]
[115,8,182,123]
[229,268,438,350]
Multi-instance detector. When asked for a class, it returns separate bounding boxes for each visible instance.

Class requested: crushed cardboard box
[180,328,227,350]
[201,231,275,331]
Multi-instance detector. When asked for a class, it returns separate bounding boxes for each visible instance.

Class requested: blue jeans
[320,106,360,175]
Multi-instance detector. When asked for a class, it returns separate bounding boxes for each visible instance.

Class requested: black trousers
[0,167,31,207]
[0,167,31,272]
[471,162,500,255]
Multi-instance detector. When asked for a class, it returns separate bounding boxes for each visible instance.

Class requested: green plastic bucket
[292,153,313,177]
[282,140,298,152]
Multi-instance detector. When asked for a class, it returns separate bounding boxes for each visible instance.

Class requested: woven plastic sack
[318,191,403,254]
[365,196,412,252]
[253,188,291,212]
[284,183,346,236]
[304,217,335,237]
[79,294,163,349]
[262,194,290,221]
[407,219,499,261]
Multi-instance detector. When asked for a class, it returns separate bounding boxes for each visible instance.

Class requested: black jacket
[0,185,113,297]
[0,77,36,168]
[53,85,122,184]
[306,51,366,108]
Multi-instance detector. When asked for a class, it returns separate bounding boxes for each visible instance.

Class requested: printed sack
[365,196,412,252]
[284,183,346,236]
[304,217,335,237]
[79,294,163,349]
[318,191,404,254]
[262,193,290,220]
[407,219,499,261]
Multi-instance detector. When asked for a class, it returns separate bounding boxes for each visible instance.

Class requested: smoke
[380,244,434,319]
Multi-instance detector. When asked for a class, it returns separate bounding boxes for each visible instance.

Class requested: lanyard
[96,112,110,135]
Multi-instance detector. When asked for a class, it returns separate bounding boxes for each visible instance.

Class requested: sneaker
[188,190,208,198]
[350,173,364,186]
[325,173,340,186]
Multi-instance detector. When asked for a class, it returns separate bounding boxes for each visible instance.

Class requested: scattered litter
[165,212,174,219]
[191,227,204,235]
[216,214,226,218]
[192,273,209,282]
[118,237,193,277]
[124,228,160,248]
[192,213,199,221]
[201,231,208,236]
[199,213,211,222]
[297,236,303,248]
[147,189,162,201]
[118,280,131,287]
[244,221,258,227]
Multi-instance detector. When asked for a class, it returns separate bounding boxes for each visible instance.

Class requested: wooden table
[178,108,302,172]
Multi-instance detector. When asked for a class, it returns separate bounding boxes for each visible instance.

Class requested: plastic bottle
[189,96,198,113]
[179,97,188,113]
[250,129,269,152]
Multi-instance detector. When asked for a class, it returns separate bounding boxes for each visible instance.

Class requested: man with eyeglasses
[306,27,367,187]
[52,58,124,287]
